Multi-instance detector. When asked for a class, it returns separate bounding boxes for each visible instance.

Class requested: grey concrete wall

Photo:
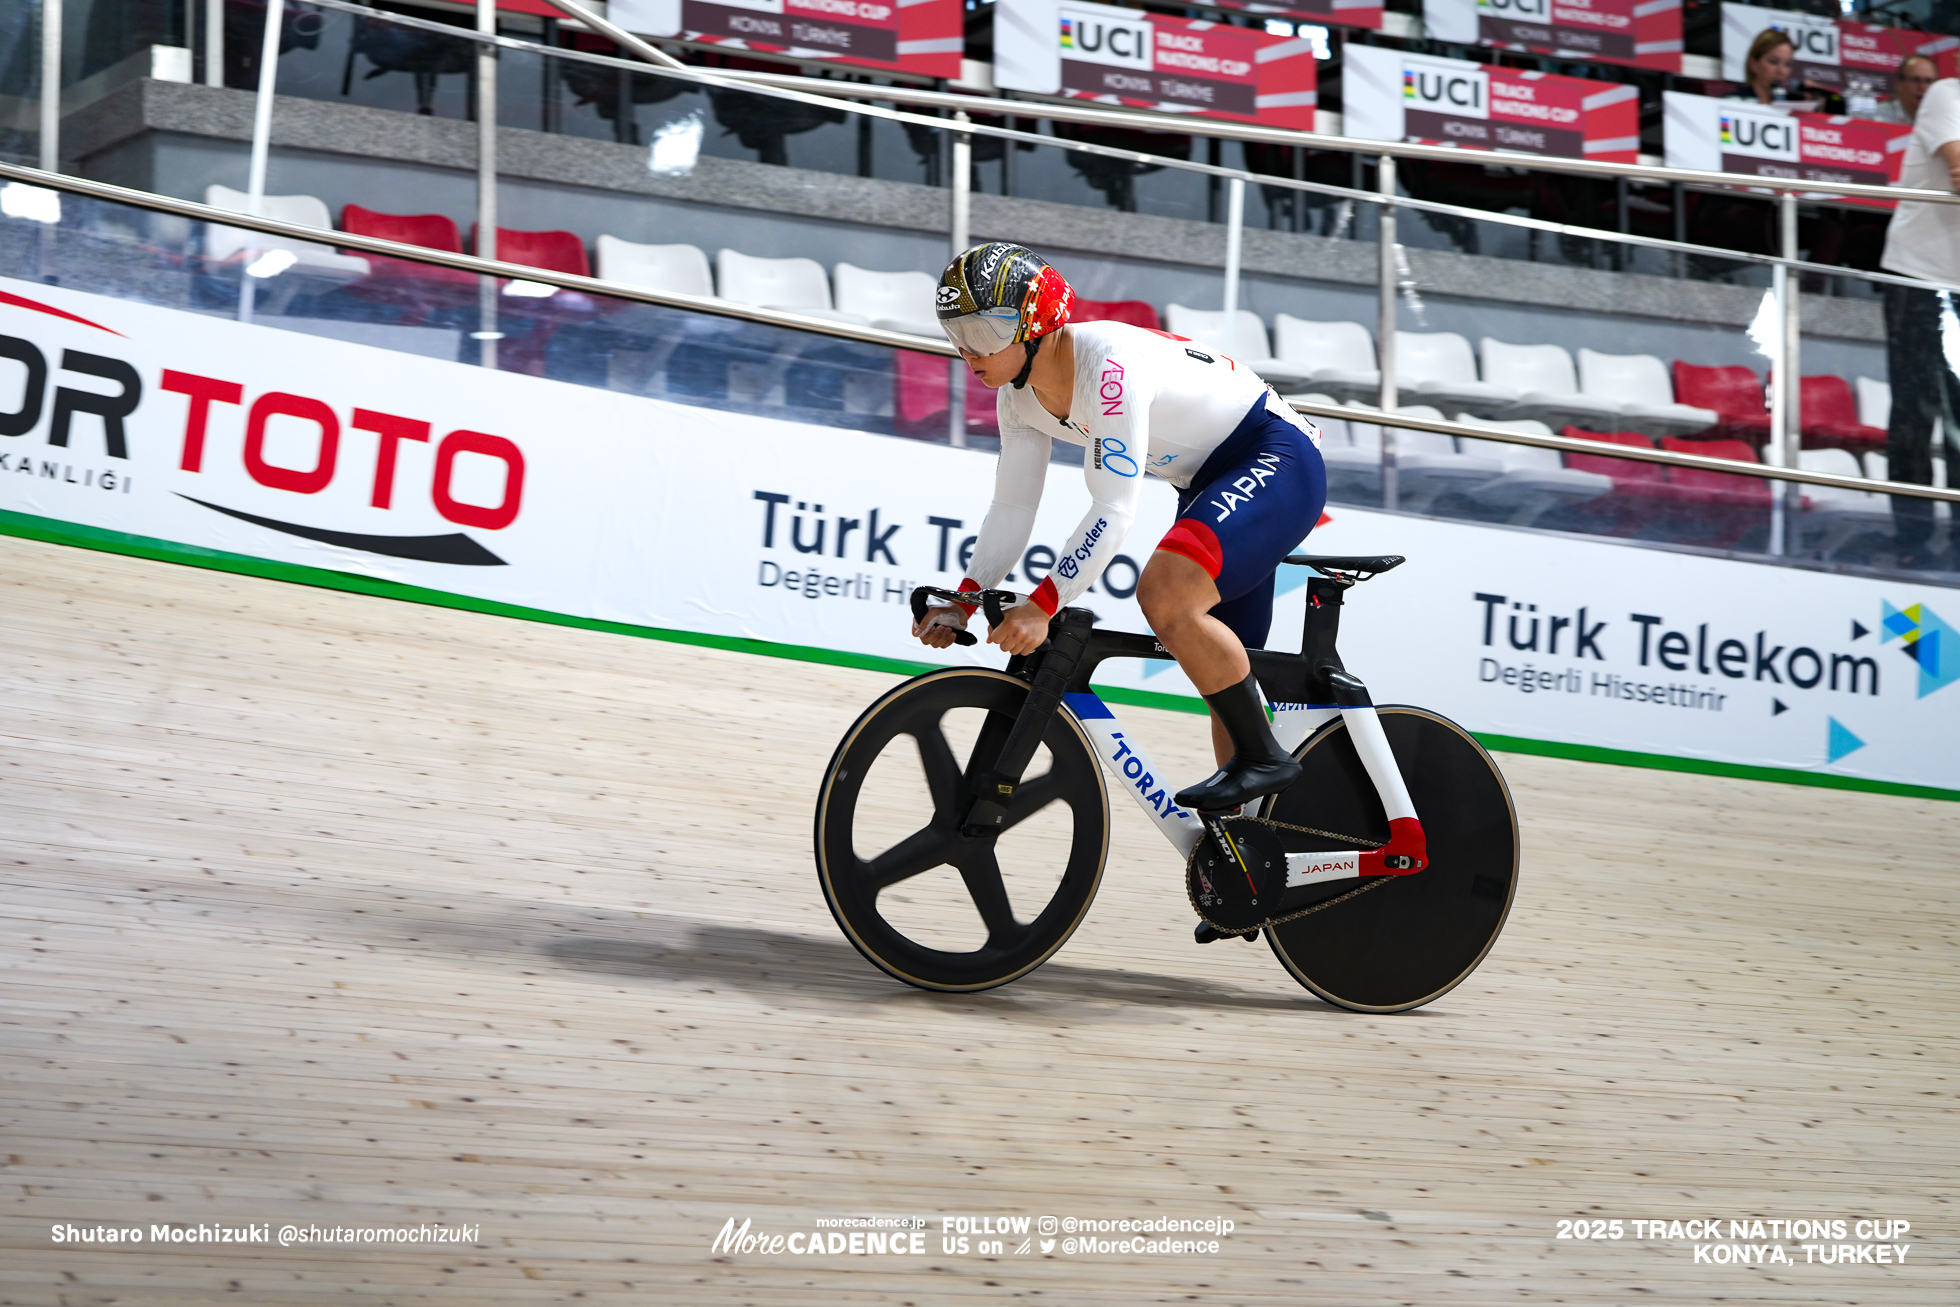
[64,78,1889,386]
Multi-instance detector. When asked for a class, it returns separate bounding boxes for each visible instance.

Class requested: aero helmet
[936,243,1075,387]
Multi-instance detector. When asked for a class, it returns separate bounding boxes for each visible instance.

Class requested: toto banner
[609,0,962,78]
[1664,91,1911,196]
[1721,2,1959,104]
[1344,44,1639,161]
[1423,0,1683,74]
[993,0,1318,128]
[1,279,1956,796]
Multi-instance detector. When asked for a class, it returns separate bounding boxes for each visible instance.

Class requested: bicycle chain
[1190,814,1394,935]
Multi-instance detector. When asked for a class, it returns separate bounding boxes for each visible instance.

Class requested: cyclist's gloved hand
[913,603,971,649]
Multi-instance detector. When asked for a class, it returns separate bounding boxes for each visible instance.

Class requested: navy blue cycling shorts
[1156,394,1327,650]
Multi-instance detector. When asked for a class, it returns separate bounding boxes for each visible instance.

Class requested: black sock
[1201,673,1287,765]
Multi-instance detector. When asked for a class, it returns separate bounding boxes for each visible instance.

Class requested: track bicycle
[812,555,1519,1012]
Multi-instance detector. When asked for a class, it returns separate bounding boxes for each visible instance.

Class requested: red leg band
[1157,518,1225,579]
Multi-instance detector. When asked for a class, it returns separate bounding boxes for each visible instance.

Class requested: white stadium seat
[1457,415,1611,524]
[1164,305,1314,389]
[595,236,713,296]
[1396,331,1520,413]
[1576,348,1718,436]
[1272,316,1380,401]
[202,184,370,281]
[1481,338,1623,427]
[1340,403,1502,508]
[1855,376,1892,430]
[716,249,866,323]
[1165,305,1269,358]
[833,263,939,338]
[1799,446,1893,558]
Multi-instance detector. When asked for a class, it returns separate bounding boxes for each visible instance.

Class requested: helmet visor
[940,308,1023,358]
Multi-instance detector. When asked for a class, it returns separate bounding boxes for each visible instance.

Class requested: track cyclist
[913,242,1328,814]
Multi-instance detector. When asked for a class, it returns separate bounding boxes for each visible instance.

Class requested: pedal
[1193,921,1263,945]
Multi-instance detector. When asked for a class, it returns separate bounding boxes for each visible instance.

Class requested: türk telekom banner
[609,0,962,79]
[1664,91,1910,198]
[1,277,1956,794]
[1424,0,1683,74]
[994,0,1318,128]
[1721,3,1959,104]
[1344,44,1639,162]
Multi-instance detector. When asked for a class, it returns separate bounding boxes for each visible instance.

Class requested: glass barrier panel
[1,0,46,169]
[277,4,477,122]
[1316,204,1822,565]
[6,181,1951,577]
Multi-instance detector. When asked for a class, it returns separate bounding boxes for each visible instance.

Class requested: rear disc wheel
[1258,706,1519,1012]
[815,668,1110,991]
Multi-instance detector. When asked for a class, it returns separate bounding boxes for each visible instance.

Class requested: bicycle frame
[920,560,1426,889]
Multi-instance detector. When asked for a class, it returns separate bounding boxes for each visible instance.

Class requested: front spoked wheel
[815,669,1110,991]
[1259,707,1519,1012]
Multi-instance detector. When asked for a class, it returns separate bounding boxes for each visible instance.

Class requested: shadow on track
[539,920,1325,1017]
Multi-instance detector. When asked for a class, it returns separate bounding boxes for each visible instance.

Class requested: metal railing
[4,157,1956,511]
[16,0,1960,580]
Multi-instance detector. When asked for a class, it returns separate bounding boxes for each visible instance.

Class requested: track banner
[608,0,963,79]
[1422,0,1683,75]
[1663,91,1911,200]
[993,0,1319,128]
[0,278,1955,795]
[1720,2,1959,107]
[1344,44,1639,162]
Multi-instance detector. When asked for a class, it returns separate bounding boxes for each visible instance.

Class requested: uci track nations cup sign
[993,0,1320,129]
[0,277,1955,797]
[1663,91,1910,196]
[1423,0,1684,75]
[1344,44,1639,162]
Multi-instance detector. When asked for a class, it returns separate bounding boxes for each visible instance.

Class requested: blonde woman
[1735,27,1795,105]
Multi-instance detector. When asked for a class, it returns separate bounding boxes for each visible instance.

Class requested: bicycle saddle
[1282,554,1405,580]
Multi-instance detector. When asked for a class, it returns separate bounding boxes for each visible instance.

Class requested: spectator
[1733,29,1795,105]
[1874,55,1938,125]
[1878,75,1960,569]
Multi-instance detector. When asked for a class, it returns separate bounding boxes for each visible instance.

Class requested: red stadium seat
[1561,427,1671,535]
[1660,436,1771,507]
[464,227,600,376]
[472,225,591,278]
[1561,427,1663,483]
[1799,375,1887,455]
[893,350,998,440]
[340,204,473,283]
[1072,298,1161,331]
[1672,361,1771,444]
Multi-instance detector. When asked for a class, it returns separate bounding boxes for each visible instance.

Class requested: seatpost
[1301,574,1347,680]
[961,608,1095,836]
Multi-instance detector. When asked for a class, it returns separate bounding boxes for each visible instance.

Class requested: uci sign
[1719,109,1797,160]
[1402,54,1489,118]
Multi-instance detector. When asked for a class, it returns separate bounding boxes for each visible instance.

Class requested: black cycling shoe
[1177,672,1302,813]
[1175,756,1302,813]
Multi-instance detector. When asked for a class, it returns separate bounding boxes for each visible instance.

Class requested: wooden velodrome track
[1,532,1953,1305]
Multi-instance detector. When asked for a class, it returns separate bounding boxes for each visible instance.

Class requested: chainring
[1186,818,1289,934]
